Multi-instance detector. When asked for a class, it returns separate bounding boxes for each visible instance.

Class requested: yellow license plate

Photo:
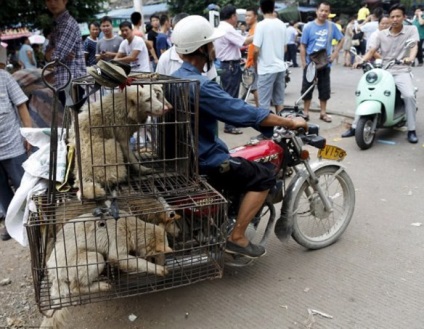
[318,145,347,161]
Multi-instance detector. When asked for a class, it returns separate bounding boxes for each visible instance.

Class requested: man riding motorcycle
[343,3,420,143]
[171,15,307,258]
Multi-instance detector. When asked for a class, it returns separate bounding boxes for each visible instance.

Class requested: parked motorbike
[352,40,417,149]
[196,62,355,266]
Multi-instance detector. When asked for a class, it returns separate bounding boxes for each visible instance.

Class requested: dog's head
[127,85,173,123]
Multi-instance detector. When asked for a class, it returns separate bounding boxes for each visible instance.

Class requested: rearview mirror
[305,62,316,83]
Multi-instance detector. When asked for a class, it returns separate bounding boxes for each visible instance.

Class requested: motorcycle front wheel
[355,116,376,150]
[291,165,355,249]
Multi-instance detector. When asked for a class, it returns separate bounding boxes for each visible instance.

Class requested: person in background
[253,0,287,113]
[18,37,37,69]
[147,14,160,70]
[343,16,355,67]
[32,44,45,68]
[114,21,150,72]
[299,1,344,123]
[8,47,21,72]
[244,7,259,107]
[131,11,144,38]
[331,17,343,65]
[365,15,391,54]
[0,45,32,241]
[285,21,299,67]
[45,0,86,106]
[83,21,100,66]
[239,22,248,36]
[156,12,218,80]
[156,14,171,57]
[357,8,383,51]
[130,11,160,67]
[171,15,307,258]
[357,1,370,21]
[412,7,424,67]
[214,5,253,135]
[96,16,123,62]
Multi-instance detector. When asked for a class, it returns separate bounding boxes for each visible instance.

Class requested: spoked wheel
[291,166,355,249]
[224,199,276,267]
[355,116,376,150]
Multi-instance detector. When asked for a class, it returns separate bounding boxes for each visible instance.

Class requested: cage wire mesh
[69,74,201,200]
[25,74,229,312]
[26,180,228,311]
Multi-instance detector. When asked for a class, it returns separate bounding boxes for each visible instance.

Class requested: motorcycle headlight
[365,72,378,84]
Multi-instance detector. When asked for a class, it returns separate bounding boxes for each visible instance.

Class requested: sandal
[320,114,332,123]
[224,128,243,135]
[302,113,310,121]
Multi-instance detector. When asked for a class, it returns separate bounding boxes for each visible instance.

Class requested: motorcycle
[352,39,418,149]
[197,62,355,266]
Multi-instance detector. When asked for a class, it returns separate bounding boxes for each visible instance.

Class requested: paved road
[2,63,424,328]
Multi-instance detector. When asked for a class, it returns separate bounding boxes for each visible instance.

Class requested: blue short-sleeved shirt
[172,62,273,171]
[301,21,344,64]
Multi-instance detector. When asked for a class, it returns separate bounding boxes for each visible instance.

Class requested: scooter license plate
[318,145,347,161]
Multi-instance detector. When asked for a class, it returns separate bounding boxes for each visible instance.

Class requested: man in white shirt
[214,5,253,134]
[254,0,288,112]
[156,13,217,80]
[114,21,150,72]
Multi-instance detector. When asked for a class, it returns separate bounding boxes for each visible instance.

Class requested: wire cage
[25,71,230,313]
[26,180,228,312]
[68,73,201,200]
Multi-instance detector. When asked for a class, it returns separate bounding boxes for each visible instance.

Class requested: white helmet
[172,15,225,55]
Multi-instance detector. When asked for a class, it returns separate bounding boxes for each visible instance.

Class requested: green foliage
[325,0,361,16]
[0,0,102,30]
[167,0,259,16]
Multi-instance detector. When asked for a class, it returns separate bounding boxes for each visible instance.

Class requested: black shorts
[301,66,331,101]
[206,157,276,193]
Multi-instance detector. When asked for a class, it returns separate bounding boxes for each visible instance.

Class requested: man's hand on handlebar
[291,117,308,131]
[352,61,363,69]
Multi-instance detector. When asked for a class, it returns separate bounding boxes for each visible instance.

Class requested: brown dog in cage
[69,84,172,200]
[41,210,172,328]
[127,197,182,238]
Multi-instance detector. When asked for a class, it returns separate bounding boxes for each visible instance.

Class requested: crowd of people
[0,0,423,256]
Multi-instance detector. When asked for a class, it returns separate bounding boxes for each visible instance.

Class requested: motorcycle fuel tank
[229,139,284,173]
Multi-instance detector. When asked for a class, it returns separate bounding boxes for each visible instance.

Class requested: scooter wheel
[355,116,376,150]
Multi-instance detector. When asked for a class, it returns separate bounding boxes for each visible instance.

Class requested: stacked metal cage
[25,73,228,312]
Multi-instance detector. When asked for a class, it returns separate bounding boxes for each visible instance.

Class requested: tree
[0,0,103,30]
[168,0,259,17]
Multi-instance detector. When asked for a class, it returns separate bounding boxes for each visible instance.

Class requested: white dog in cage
[69,84,172,200]
[41,210,172,328]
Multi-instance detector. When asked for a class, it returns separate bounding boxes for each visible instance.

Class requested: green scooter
[353,39,417,149]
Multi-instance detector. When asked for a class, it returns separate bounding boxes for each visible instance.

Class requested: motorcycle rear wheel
[291,165,355,249]
[355,116,375,150]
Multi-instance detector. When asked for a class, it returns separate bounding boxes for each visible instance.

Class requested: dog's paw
[97,281,112,292]
[80,183,106,200]
[156,264,168,276]
[132,164,155,175]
